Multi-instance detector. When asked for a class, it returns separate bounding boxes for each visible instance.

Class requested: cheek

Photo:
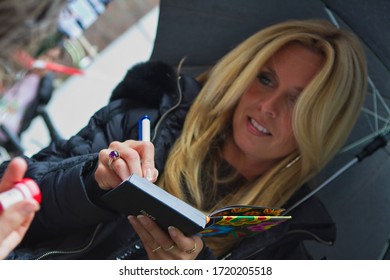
[280,115,297,147]
[235,88,259,116]
[234,92,252,120]
[232,103,245,132]
[243,83,261,101]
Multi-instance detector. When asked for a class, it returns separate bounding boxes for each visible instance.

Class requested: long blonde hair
[158,19,367,256]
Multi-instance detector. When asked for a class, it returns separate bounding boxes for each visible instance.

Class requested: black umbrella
[149,0,390,259]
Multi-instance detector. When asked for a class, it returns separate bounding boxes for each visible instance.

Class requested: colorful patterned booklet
[101,174,291,237]
[200,205,290,238]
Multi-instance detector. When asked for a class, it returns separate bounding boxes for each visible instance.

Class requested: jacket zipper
[34,223,102,260]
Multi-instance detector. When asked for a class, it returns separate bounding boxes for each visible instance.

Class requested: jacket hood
[110,61,178,107]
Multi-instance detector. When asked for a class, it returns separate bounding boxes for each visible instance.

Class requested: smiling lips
[250,118,272,136]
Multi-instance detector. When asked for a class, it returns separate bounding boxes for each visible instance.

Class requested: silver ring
[163,243,175,251]
[108,150,120,170]
[185,238,197,254]
[152,245,161,253]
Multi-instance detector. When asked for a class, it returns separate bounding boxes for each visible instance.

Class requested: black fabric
[322,0,390,71]
[110,61,178,106]
[150,0,329,76]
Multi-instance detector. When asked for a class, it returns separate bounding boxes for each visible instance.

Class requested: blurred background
[1,0,159,158]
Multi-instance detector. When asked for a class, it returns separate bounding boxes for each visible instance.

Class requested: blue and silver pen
[138,115,151,141]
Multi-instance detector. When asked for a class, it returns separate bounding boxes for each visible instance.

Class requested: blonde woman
[2,19,367,260]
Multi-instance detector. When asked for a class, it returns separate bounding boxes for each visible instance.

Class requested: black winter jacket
[2,62,336,260]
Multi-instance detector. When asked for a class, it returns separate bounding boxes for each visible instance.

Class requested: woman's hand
[95,140,159,190]
[128,215,203,260]
[0,158,40,259]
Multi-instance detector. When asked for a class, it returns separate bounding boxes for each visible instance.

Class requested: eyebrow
[262,66,277,78]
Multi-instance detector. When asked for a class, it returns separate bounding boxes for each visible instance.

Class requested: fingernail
[137,215,148,225]
[22,204,36,215]
[128,215,135,223]
[168,226,177,237]
[145,168,153,181]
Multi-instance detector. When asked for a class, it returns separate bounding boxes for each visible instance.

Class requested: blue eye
[257,73,273,86]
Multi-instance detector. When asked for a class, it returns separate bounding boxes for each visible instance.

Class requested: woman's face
[228,43,324,177]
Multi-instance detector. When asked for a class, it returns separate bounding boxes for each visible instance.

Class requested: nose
[257,93,281,118]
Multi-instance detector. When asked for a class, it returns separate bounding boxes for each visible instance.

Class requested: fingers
[95,140,158,190]
[0,200,39,239]
[0,157,28,192]
[0,232,20,259]
[0,158,38,259]
[0,200,39,259]
[119,140,156,181]
[168,226,202,255]
[128,215,203,260]
[95,149,123,190]
[129,215,174,259]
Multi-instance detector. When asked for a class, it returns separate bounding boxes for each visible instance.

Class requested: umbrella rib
[325,6,390,132]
